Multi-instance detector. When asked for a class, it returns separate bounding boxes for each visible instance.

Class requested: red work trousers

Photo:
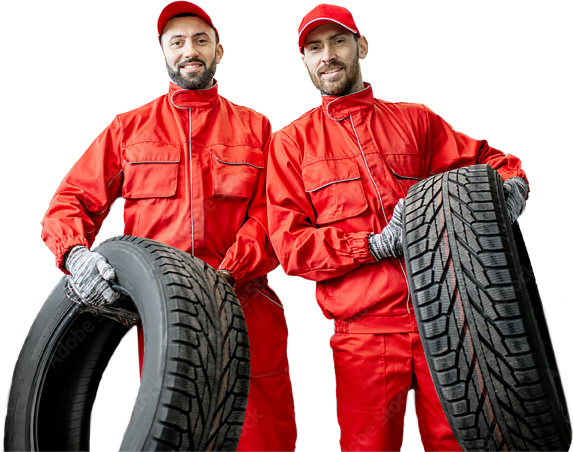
[236,284,297,451]
[331,330,461,452]
[137,284,296,451]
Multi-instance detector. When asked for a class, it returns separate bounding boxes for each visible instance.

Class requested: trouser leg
[332,332,413,452]
[412,333,462,452]
[236,285,297,452]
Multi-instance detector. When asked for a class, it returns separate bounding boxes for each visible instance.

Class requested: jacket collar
[169,80,219,109]
[322,82,373,121]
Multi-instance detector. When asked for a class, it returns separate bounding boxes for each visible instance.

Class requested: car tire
[403,164,571,451]
[4,236,250,451]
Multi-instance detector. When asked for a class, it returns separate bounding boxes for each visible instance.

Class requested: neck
[345,78,365,96]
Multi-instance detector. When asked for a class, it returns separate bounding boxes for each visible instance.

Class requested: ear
[216,43,224,63]
[358,35,368,59]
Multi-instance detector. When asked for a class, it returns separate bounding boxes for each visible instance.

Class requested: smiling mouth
[180,62,203,71]
[321,67,343,79]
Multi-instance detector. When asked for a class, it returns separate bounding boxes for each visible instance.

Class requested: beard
[166,53,218,90]
[307,49,361,96]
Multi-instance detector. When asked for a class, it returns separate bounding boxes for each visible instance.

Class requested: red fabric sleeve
[267,130,375,283]
[423,106,528,191]
[41,117,124,272]
[218,118,281,285]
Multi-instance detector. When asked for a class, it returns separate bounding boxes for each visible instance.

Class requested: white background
[1,1,572,451]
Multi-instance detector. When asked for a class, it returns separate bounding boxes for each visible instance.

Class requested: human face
[302,23,368,96]
[161,15,224,90]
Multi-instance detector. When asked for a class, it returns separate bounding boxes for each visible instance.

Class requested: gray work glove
[503,177,528,223]
[369,199,405,260]
[65,246,120,306]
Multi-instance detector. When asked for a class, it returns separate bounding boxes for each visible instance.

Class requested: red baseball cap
[157,1,219,42]
[298,4,360,53]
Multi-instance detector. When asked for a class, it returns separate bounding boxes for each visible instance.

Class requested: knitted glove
[65,246,120,306]
[369,199,405,260]
[503,177,528,223]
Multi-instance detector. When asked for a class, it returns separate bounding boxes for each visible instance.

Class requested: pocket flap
[211,145,264,168]
[124,142,181,164]
[302,158,360,192]
[384,154,424,180]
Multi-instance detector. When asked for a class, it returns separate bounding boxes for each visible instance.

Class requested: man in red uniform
[41,2,296,450]
[267,4,528,451]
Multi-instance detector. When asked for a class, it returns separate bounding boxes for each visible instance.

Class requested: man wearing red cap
[41,2,296,450]
[267,3,528,451]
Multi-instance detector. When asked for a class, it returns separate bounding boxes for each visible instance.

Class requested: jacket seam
[107,169,123,188]
[302,154,359,168]
[193,142,262,149]
[124,140,185,147]
[214,156,263,169]
[122,159,180,164]
[305,177,360,193]
[250,367,289,378]
[256,289,284,309]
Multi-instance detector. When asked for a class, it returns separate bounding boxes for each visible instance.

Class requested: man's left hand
[503,177,528,223]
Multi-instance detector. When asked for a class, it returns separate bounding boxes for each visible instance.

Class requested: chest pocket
[302,158,368,225]
[211,146,263,199]
[383,153,426,195]
[122,142,181,199]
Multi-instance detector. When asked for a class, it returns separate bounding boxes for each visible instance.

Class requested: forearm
[41,118,123,271]
[270,220,375,281]
[424,105,528,185]
[218,216,279,285]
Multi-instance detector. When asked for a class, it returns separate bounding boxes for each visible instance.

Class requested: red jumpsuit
[42,81,297,451]
[267,83,527,451]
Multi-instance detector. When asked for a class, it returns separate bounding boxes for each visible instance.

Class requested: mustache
[177,58,205,69]
[318,60,346,74]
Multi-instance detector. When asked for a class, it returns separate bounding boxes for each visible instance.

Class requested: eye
[308,45,319,52]
[334,38,345,45]
[170,40,182,47]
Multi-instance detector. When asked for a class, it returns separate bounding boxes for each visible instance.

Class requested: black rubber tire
[403,164,571,451]
[4,236,250,451]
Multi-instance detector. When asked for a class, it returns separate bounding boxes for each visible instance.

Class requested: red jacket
[42,82,278,284]
[267,83,527,332]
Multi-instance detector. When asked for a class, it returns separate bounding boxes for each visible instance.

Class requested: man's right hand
[369,199,405,261]
[65,246,120,306]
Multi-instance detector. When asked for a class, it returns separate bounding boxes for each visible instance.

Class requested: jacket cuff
[351,231,377,264]
[218,256,243,285]
[55,236,90,274]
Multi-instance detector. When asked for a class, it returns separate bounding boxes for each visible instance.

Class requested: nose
[182,41,200,59]
[321,44,336,64]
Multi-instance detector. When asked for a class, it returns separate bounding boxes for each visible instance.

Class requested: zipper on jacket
[188,108,195,256]
[349,115,411,312]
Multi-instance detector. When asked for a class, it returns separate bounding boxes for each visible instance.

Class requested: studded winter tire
[403,164,571,451]
[4,236,250,451]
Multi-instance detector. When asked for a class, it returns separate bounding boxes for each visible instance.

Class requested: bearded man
[41,2,296,450]
[266,4,528,451]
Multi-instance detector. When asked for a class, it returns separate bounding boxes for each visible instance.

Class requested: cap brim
[298,18,359,52]
[157,2,218,40]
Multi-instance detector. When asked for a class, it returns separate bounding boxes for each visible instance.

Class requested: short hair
[160,13,219,46]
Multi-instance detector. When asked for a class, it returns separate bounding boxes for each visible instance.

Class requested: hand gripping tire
[403,164,571,451]
[4,236,250,451]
